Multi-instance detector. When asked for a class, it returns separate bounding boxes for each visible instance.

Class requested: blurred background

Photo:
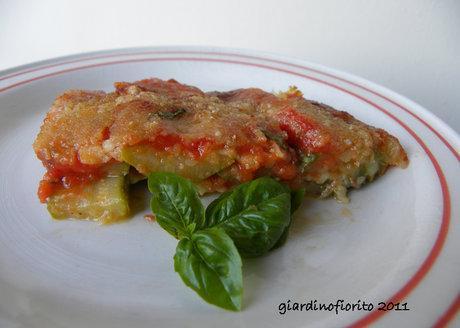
[1,0,459,131]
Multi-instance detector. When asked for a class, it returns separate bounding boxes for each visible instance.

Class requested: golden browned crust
[34,78,408,203]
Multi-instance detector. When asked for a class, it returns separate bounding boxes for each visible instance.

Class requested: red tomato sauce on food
[37,156,105,203]
[277,107,332,153]
[148,133,217,159]
[236,141,299,182]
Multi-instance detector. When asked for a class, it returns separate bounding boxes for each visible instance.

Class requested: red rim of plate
[0,53,456,327]
[1,50,458,162]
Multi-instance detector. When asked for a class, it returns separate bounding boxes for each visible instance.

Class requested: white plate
[0,47,458,328]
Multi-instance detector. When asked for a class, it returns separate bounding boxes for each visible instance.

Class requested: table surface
[1,0,459,133]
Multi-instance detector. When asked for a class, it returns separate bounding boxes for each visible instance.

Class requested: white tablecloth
[1,0,458,132]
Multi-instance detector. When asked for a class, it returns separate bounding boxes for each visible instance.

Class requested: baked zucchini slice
[121,145,235,182]
[47,163,130,223]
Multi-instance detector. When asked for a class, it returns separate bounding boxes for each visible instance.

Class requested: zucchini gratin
[33,78,408,223]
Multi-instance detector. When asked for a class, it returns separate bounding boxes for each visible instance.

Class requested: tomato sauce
[101,126,111,140]
[236,141,300,183]
[148,133,216,160]
[277,107,332,153]
[37,155,105,203]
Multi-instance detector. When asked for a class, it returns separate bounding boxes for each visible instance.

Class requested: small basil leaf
[205,177,291,257]
[262,130,287,150]
[157,108,187,119]
[148,172,204,238]
[174,227,243,311]
[299,154,317,173]
[271,188,306,250]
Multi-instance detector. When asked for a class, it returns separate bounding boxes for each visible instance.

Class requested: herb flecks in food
[262,130,288,149]
[299,154,317,173]
[157,108,187,120]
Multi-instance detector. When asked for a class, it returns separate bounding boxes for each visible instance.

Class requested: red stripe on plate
[433,294,460,328]
[0,56,454,327]
[2,50,457,161]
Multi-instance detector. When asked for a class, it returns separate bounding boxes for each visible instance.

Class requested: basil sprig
[148,172,303,311]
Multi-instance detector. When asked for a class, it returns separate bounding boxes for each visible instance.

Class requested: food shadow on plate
[242,198,320,308]
[128,180,150,218]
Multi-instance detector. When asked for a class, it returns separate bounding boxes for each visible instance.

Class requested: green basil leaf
[205,177,291,257]
[270,226,289,250]
[148,172,204,238]
[271,188,306,250]
[174,227,243,311]
[290,188,306,214]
